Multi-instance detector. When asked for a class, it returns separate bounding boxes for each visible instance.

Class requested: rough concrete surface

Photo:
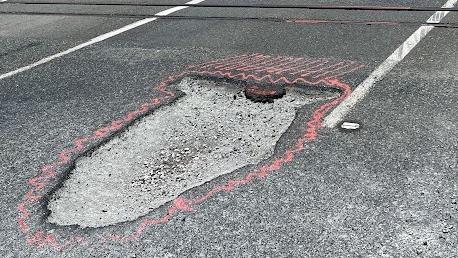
[47,78,331,228]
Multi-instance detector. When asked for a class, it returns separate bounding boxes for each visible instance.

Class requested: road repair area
[0,1,457,257]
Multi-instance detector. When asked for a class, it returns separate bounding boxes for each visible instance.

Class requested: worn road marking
[323,0,458,128]
[0,0,206,81]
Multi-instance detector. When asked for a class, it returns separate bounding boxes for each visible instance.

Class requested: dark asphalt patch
[0,41,41,58]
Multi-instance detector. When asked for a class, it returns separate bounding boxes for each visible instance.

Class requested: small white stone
[341,122,360,130]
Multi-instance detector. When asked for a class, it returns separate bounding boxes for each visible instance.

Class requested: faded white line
[323,0,458,128]
[0,0,205,80]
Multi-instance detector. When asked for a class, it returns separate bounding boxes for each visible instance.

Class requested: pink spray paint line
[17,54,362,251]
[287,18,400,26]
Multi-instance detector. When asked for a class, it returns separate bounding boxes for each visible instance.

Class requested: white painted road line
[323,0,458,128]
[0,0,206,81]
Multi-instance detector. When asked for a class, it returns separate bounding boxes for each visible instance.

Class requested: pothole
[47,78,334,228]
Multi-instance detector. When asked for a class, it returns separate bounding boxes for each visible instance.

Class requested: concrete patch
[47,78,333,228]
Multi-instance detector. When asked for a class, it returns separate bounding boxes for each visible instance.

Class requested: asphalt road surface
[1,1,457,257]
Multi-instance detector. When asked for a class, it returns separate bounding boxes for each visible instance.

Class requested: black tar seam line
[1,11,458,29]
[2,1,458,12]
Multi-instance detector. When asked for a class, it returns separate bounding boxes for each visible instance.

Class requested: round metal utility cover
[244,84,286,103]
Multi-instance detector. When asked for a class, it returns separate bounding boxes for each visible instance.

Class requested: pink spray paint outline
[16,53,363,251]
